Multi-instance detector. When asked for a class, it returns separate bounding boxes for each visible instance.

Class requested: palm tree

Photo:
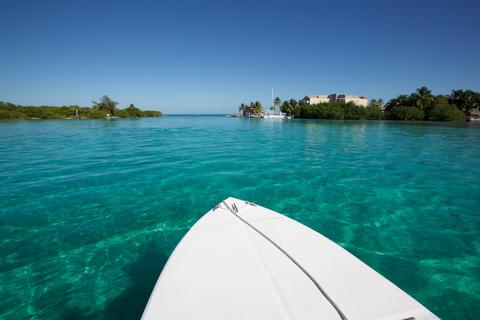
[451,89,480,111]
[125,104,141,117]
[414,86,434,110]
[385,95,409,110]
[242,101,262,116]
[273,97,281,110]
[369,98,385,109]
[92,95,118,115]
[280,99,299,115]
[464,90,480,111]
[239,103,246,113]
[253,101,263,114]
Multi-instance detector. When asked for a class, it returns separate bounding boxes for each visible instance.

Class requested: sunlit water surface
[0,116,479,319]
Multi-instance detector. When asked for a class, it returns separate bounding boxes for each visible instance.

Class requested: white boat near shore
[263,110,289,119]
[142,197,439,320]
[262,89,291,119]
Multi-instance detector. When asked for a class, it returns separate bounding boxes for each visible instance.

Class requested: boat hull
[142,197,439,320]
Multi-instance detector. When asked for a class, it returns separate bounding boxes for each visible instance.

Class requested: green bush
[0,103,26,119]
[141,110,162,117]
[294,102,382,120]
[386,106,425,120]
[428,104,465,121]
[86,110,108,119]
[125,104,142,117]
[0,101,162,120]
[342,103,368,120]
[366,106,384,120]
[116,109,129,118]
[0,109,23,119]
[299,103,345,119]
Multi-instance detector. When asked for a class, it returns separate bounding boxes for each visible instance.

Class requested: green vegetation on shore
[238,101,263,116]
[280,100,384,120]
[0,95,162,120]
[384,87,477,121]
[274,87,480,121]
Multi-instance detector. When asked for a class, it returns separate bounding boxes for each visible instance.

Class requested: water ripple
[0,117,479,319]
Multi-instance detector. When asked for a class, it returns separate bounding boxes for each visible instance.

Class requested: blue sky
[1,0,479,114]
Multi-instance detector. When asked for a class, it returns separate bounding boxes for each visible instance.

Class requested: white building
[303,93,368,107]
[345,95,368,107]
[303,95,331,104]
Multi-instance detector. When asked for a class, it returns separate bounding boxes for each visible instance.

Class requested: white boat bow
[142,197,439,320]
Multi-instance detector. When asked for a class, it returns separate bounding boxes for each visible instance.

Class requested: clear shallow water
[0,116,479,320]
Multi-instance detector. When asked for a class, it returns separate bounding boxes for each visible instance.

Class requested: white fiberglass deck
[142,197,439,320]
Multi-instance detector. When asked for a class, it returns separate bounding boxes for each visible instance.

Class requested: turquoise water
[0,116,479,319]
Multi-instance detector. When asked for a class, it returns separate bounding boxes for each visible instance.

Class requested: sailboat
[263,89,291,119]
[142,197,439,320]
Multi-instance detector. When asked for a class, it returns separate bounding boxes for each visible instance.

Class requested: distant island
[0,95,162,120]
[237,87,480,122]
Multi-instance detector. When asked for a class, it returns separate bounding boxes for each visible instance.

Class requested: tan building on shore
[303,93,368,107]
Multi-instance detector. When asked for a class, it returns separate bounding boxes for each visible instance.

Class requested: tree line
[0,95,162,120]
[250,87,479,121]
[238,101,263,116]
[384,87,478,121]
[280,99,384,120]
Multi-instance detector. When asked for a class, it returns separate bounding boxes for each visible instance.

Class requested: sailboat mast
[272,88,274,111]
